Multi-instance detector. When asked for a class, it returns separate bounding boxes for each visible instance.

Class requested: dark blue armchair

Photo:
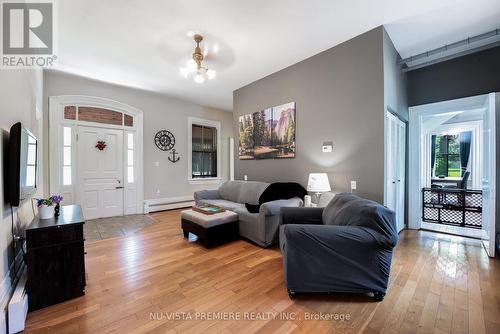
[279,193,398,301]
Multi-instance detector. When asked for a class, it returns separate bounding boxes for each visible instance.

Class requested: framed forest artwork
[238,114,254,160]
[238,102,296,160]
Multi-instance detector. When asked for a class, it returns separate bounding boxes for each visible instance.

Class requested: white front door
[77,126,124,219]
[385,111,406,232]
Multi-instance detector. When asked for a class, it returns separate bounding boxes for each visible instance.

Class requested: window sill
[188,177,222,185]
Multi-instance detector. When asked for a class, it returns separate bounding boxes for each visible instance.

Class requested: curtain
[431,135,436,174]
[459,131,472,176]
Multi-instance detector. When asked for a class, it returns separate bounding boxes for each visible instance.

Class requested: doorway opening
[408,93,497,257]
[49,96,144,220]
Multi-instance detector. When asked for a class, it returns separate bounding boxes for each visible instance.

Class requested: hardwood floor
[25,209,500,334]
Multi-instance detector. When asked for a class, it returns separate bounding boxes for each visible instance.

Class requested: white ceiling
[385,0,500,59]
[53,0,500,111]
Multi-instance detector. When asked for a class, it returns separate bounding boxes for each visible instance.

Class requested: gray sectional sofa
[194,181,303,247]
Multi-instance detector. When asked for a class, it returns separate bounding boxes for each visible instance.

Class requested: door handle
[116,186,124,189]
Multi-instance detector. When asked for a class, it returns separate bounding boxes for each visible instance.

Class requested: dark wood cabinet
[25,204,86,311]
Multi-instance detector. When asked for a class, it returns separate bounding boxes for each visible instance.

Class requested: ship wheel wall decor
[154,130,175,151]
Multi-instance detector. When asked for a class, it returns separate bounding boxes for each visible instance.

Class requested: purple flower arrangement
[36,195,64,207]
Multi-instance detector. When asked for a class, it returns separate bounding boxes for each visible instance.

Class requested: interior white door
[77,126,124,220]
[385,111,406,232]
[396,118,406,232]
[481,93,496,257]
[386,114,397,213]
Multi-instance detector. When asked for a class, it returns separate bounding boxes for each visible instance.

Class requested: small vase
[39,205,55,219]
[54,203,60,217]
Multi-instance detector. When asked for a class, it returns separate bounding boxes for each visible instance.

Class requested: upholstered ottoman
[181,209,239,248]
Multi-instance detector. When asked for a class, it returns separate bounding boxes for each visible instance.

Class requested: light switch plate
[155,161,160,167]
[351,181,357,190]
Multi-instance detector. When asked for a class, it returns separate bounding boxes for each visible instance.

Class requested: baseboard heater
[8,267,28,334]
[144,196,194,214]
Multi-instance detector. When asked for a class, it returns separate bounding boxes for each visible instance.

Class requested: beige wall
[233,27,387,203]
[43,71,233,201]
[0,69,43,292]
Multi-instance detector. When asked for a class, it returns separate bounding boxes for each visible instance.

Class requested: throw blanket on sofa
[245,182,307,213]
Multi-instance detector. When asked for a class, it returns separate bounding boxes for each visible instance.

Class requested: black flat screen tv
[8,122,38,207]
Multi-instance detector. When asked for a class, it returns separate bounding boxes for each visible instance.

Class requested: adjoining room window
[192,124,217,178]
[434,135,460,177]
[127,133,134,183]
[62,127,72,185]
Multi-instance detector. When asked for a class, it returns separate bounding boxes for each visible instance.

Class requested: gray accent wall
[407,46,500,107]
[383,29,408,121]
[383,27,408,226]
[233,27,396,203]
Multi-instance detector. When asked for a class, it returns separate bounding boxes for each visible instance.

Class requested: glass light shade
[187,59,197,72]
[180,59,216,83]
[194,74,205,83]
[207,69,216,80]
[307,173,331,192]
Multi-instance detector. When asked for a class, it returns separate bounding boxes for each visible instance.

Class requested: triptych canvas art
[238,102,296,160]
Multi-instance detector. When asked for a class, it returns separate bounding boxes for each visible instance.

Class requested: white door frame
[408,93,495,257]
[483,93,497,257]
[49,95,144,216]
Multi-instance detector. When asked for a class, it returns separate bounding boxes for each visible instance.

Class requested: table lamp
[307,173,331,204]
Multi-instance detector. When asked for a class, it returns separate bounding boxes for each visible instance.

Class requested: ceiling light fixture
[180,34,216,84]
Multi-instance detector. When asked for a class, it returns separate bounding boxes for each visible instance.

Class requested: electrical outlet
[244,175,248,181]
[351,181,357,191]
[155,161,160,167]
[156,189,161,197]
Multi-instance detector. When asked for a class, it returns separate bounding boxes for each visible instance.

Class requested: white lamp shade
[307,173,331,192]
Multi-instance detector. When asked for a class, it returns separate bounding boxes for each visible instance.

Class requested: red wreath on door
[95,141,107,151]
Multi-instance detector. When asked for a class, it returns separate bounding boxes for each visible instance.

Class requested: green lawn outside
[448,168,461,177]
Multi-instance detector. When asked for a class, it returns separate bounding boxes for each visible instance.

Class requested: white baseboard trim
[144,196,194,214]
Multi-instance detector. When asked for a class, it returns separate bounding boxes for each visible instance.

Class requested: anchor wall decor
[168,149,180,163]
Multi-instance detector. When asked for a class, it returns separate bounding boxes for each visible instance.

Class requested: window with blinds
[192,124,217,178]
